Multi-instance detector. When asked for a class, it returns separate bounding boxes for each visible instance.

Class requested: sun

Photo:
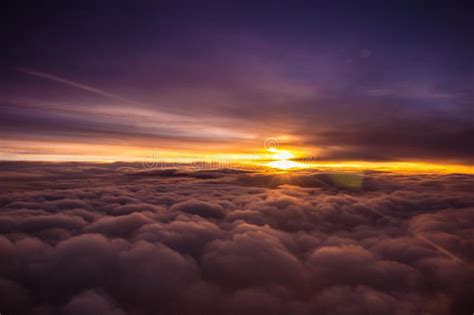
[274,150,294,160]
[264,149,311,170]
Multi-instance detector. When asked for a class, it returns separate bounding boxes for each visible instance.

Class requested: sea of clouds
[0,162,473,315]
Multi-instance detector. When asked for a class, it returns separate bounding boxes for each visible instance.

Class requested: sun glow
[2,138,474,174]
[263,149,312,170]
[273,150,294,160]
[266,160,310,170]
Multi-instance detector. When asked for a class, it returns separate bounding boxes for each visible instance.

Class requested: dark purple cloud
[171,200,226,219]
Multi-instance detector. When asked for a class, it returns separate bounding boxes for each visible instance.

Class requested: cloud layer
[0,162,473,314]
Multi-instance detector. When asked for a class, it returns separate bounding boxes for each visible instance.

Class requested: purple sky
[2,1,474,163]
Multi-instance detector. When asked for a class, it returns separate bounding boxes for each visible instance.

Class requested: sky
[2,1,474,168]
